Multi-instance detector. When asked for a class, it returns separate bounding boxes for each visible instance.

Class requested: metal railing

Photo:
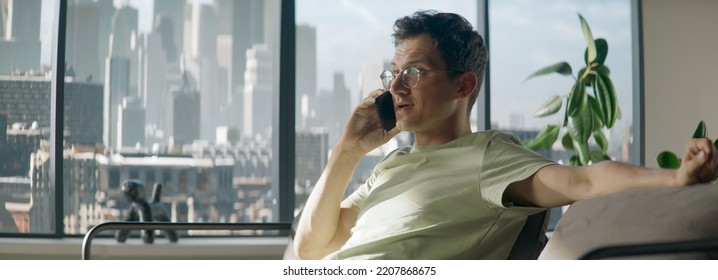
[82,222,292,260]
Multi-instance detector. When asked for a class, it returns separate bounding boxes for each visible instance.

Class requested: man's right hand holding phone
[337,89,401,157]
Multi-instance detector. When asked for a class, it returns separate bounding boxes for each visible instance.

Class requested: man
[294,10,718,260]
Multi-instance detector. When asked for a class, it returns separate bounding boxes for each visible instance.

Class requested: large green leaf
[524,125,560,151]
[568,109,593,165]
[693,120,706,138]
[584,39,609,66]
[588,95,605,128]
[595,73,618,128]
[567,80,588,117]
[572,139,591,166]
[534,95,563,117]
[579,14,597,64]
[594,130,608,154]
[657,151,681,169]
[525,62,573,81]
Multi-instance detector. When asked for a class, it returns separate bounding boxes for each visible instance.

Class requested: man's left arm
[505,138,718,208]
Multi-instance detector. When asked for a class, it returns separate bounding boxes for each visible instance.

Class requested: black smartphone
[374,91,396,131]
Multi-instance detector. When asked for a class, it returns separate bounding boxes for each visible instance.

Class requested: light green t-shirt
[323,131,556,260]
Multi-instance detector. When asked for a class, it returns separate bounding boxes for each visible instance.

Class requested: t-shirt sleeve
[479,131,556,209]
[347,148,401,209]
[348,174,372,208]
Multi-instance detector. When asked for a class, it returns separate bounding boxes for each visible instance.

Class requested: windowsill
[0,236,289,260]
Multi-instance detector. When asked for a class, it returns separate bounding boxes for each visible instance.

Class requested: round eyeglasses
[379,67,462,89]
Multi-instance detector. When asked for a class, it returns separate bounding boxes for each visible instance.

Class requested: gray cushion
[539,184,718,259]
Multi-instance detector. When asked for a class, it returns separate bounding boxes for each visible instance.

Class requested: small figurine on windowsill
[115,179,178,244]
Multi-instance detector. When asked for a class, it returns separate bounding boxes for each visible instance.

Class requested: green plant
[522,13,620,166]
[656,120,718,170]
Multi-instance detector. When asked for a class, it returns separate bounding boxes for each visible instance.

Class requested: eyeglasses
[379,66,462,89]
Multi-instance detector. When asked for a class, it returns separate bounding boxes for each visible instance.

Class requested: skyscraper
[186,3,220,141]
[170,88,200,147]
[104,5,139,150]
[66,0,102,82]
[228,0,265,129]
[104,57,129,149]
[153,0,184,63]
[117,96,145,148]
[0,0,41,74]
[296,24,317,130]
[243,44,273,138]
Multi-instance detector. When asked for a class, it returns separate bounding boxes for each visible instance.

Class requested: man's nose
[389,76,409,95]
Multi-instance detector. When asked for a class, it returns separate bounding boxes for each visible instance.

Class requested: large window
[0,0,640,237]
[1,0,283,236]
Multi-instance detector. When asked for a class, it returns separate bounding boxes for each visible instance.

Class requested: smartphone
[374,91,396,131]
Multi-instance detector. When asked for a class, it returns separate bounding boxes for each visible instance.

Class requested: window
[0,0,284,236]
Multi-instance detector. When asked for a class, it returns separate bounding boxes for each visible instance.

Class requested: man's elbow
[293,237,327,260]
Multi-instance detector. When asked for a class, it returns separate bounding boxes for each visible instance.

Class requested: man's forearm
[293,142,364,259]
[584,160,679,198]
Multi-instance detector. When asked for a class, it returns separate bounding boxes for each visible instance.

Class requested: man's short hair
[392,10,488,113]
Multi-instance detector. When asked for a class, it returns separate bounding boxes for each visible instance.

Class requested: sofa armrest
[540,184,718,259]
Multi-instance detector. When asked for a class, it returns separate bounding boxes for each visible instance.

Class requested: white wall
[642,0,718,167]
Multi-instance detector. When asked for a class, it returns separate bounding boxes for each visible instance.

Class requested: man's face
[390,34,464,135]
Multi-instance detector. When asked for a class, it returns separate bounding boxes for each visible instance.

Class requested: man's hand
[676,138,718,185]
[338,89,401,156]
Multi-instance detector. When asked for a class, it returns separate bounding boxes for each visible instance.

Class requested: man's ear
[456,72,478,98]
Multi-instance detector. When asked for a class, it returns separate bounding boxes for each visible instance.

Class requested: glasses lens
[380,70,393,89]
[402,67,420,88]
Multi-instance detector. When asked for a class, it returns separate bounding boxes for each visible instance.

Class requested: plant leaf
[524,125,560,151]
[562,99,569,127]
[534,95,563,117]
[590,151,609,164]
[693,120,706,138]
[594,64,610,77]
[568,155,581,166]
[657,151,681,169]
[525,62,573,81]
[595,73,618,128]
[562,133,574,150]
[572,139,591,166]
[588,95,605,128]
[568,109,593,165]
[579,14,597,64]
[578,67,594,86]
[594,129,608,154]
[585,39,609,66]
[567,80,587,117]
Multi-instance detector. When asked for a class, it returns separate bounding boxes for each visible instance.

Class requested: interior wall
[642,0,718,168]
